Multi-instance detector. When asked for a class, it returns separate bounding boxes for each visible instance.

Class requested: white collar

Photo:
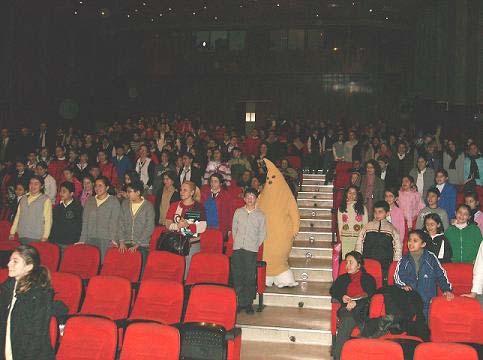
[62,199,74,207]
[430,233,444,239]
[397,153,405,160]
[454,222,468,230]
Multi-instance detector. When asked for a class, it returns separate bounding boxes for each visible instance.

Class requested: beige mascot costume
[258,159,300,287]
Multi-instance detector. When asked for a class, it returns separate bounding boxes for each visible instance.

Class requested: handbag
[157,230,192,256]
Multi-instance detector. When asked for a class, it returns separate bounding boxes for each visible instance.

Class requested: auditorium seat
[56,316,117,360]
[30,241,60,272]
[0,268,8,283]
[286,155,302,171]
[101,248,142,284]
[341,339,404,360]
[414,342,478,360]
[429,296,483,344]
[333,162,352,189]
[129,280,183,325]
[0,240,20,268]
[200,229,223,253]
[142,251,185,283]
[441,263,473,295]
[119,323,180,360]
[0,221,14,242]
[59,244,100,280]
[388,261,398,286]
[50,316,58,350]
[149,225,166,252]
[183,285,241,360]
[80,275,131,321]
[51,272,83,314]
[225,233,235,257]
[185,253,230,286]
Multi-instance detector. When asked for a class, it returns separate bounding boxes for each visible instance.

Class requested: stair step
[298,192,333,200]
[241,341,331,359]
[295,231,332,242]
[297,199,333,208]
[256,281,332,309]
[290,245,332,259]
[302,179,331,187]
[298,207,332,218]
[300,218,332,228]
[302,172,326,178]
[301,184,333,193]
[237,307,331,345]
[298,226,333,234]
[289,258,333,282]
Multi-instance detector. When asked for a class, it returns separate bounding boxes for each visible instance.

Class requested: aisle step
[241,341,331,360]
[290,244,332,259]
[301,184,332,192]
[298,207,332,218]
[298,192,333,200]
[289,258,332,282]
[297,198,333,208]
[301,179,330,187]
[295,231,332,242]
[300,218,332,228]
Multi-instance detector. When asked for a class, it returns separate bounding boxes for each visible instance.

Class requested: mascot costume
[258,159,300,287]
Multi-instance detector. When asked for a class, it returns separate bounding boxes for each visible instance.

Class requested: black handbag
[178,323,227,360]
[157,230,192,256]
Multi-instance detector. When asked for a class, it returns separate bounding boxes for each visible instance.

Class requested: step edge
[237,324,331,333]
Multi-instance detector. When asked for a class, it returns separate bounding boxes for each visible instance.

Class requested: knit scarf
[468,155,480,180]
[446,150,459,170]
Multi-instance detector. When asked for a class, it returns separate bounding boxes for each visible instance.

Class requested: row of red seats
[51,284,240,360]
[341,339,479,360]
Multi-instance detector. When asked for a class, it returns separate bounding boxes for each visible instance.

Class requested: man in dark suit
[34,122,55,151]
[178,152,202,188]
[378,156,398,189]
[389,142,414,186]
[0,129,15,164]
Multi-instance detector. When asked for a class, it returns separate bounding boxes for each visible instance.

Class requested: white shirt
[416,168,426,195]
[180,166,192,183]
[436,183,445,193]
[44,174,57,204]
[472,242,483,294]
[5,283,17,360]
[397,153,406,160]
[136,157,152,188]
[62,199,73,207]
[381,170,387,181]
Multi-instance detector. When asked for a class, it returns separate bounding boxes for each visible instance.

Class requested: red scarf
[346,271,364,298]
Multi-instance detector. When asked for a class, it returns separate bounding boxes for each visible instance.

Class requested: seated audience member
[394,230,453,319]
[9,176,52,245]
[62,167,82,199]
[445,204,482,263]
[154,171,180,226]
[8,182,27,223]
[384,188,406,248]
[338,186,368,257]
[50,182,83,249]
[462,242,483,306]
[38,147,51,165]
[415,188,449,230]
[251,176,263,194]
[398,175,425,231]
[179,152,202,188]
[422,213,452,263]
[279,159,298,184]
[464,142,482,187]
[228,147,252,185]
[48,146,69,185]
[135,144,155,190]
[80,175,94,207]
[434,169,457,220]
[74,151,90,180]
[204,148,232,186]
[409,156,435,200]
[26,151,38,171]
[112,144,132,181]
[231,188,266,315]
[35,162,57,204]
[117,170,140,202]
[118,179,155,266]
[465,191,483,234]
[201,173,233,237]
[356,201,402,281]
[238,170,253,190]
[152,150,175,194]
[443,140,465,185]
[360,160,385,220]
[377,156,397,189]
[89,164,101,180]
[349,171,361,188]
[330,251,376,360]
[98,150,119,190]
[390,142,414,185]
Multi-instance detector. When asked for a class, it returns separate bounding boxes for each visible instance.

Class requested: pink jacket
[398,189,425,229]
[388,204,406,245]
[474,210,483,235]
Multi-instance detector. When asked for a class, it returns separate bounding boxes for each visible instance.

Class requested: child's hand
[402,286,412,292]
[443,292,454,301]
[342,295,352,304]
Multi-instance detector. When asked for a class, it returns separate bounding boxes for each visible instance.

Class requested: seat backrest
[120,323,180,360]
[339,259,383,288]
[0,240,20,251]
[142,251,185,283]
[184,285,237,330]
[0,221,12,242]
[30,241,60,272]
[149,226,166,252]
[185,253,229,286]
[101,248,142,283]
[369,294,386,318]
[51,272,83,314]
[200,229,223,253]
[441,263,473,295]
[80,275,131,320]
[387,261,398,286]
[129,280,183,325]
[0,268,8,284]
[429,296,483,344]
[59,244,100,279]
[414,342,478,360]
[50,316,58,350]
[341,339,404,360]
[56,316,117,360]
[286,156,302,170]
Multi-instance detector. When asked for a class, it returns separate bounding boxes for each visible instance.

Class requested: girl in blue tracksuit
[394,229,454,320]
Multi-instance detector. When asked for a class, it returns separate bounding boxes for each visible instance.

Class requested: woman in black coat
[330,251,376,360]
[0,245,54,360]
[154,171,181,226]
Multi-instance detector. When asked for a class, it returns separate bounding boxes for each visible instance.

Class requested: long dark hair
[339,185,365,216]
[423,213,445,234]
[14,245,51,294]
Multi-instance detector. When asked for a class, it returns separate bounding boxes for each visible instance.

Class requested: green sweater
[444,224,482,263]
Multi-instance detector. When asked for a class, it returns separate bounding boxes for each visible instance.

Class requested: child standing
[415,188,449,230]
[356,201,402,281]
[8,182,27,223]
[384,188,406,248]
[422,213,452,263]
[231,188,266,314]
[394,230,454,319]
[445,204,482,263]
[434,169,457,220]
[337,186,368,257]
[398,176,425,231]
[464,191,483,234]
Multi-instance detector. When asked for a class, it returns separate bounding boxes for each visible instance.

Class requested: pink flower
[342,214,348,223]
[355,215,363,222]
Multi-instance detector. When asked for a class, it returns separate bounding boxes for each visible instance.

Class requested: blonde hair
[182,181,201,202]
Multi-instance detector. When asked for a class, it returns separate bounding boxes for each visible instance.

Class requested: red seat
[200,229,223,253]
[30,241,60,272]
[334,162,352,189]
[429,296,483,344]
[145,194,156,205]
[185,253,230,286]
[101,248,142,283]
[0,240,20,251]
[184,285,241,360]
[51,272,83,314]
[119,323,180,360]
[80,275,131,320]
[341,339,404,360]
[142,251,185,283]
[286,156,302,171]
[441,263,473,295]
[49,316,58,350]
[231,197,245,210]
[56,316,117,360]
[59,244,100,280]
[0,268,8,283]
[414,342,478,360]
[0,221,14,242]
[387,261,398,286]
[225,233,234,257]
[227,185,243,199]
[149,226,166,252]
[129,280,183,325]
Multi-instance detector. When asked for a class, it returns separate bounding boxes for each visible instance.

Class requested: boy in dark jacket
[394,229,454,319]
[50,182,83,248]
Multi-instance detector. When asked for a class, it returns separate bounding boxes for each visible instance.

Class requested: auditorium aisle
[238,173,333,359]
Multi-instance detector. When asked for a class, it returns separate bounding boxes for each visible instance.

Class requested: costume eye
[272,175,276,178]
[268,181,273,184]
